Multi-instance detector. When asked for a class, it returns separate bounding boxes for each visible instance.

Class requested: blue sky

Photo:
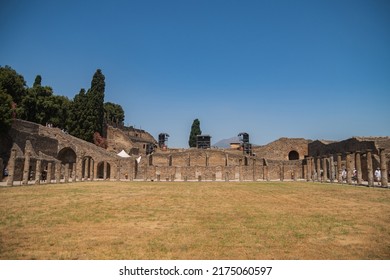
[1,0,389,148]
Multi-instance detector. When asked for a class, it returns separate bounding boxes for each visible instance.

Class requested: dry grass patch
[0,181,389,259]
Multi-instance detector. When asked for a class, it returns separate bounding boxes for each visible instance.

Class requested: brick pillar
[380,149,388,187]
[366,150,374,187]
[47,162,52,184]
[35,159,42,185]
[355,151,362,185]
[322,157,328,182]
[316,157,321,182]
[22,151,31,185]
[337,153,342,183]
[6,146,17,186]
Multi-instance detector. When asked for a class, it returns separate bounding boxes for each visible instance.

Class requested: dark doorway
[288,150,299,160]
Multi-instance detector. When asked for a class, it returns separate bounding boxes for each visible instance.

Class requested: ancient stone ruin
[0,119,389,187]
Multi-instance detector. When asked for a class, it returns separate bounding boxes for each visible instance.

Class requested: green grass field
[0,181,389,260]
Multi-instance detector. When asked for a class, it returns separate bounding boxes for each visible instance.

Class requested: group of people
[341,167,385,186]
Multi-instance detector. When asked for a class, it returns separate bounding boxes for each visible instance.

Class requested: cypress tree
[189,119,202,148]
[87,69,105,138]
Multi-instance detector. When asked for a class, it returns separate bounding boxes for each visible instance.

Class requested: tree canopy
[0,66,126,147]
[0,65,27,104]
[0,88,13,135]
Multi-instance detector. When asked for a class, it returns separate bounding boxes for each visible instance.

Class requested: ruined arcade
[1,119,389,188]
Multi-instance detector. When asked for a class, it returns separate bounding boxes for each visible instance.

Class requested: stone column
[6,146,17,186]
[329,155,334,183]
[304,159,309,181]
[116,160,121,181]
[64,163,69,183]
[308,157,313,181]
[263,159,269,181]
[366,150,374,187]
[72,164,76,182]
[311,157,315,181]
[92,160,97,181]
[47,162,52,184]
[337,153,342,183]
[380,149,388,187]
[35,159,41,185]
[103,161,107,180]
[280,163,284,181]
[76,156,83,181]
[55,162,61,183]
[316,157,321,182]
[346,152,352,185]
[322,157,328,182]
[87,158,91,179]
[355,151,362,185]
[22,151,31,185]
[252,159,256,181]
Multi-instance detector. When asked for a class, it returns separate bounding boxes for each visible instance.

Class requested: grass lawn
[0,181,389,260]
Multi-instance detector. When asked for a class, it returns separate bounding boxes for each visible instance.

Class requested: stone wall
[106,125,157,155]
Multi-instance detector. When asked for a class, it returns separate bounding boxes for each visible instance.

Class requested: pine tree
[188,119,202,147]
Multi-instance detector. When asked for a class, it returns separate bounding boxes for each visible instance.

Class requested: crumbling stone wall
[106,125,157,155]
[253,138,310,160]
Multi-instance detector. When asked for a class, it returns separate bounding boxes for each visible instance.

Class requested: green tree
[0,65,27,104]
[18,75,56,124]
[33,75,42,88]
[188,118,202,147]
[104,102,124,127]
[68,88,88,140]
[0,89,13,135]
[68,69,106,142]
[86,69,105,138]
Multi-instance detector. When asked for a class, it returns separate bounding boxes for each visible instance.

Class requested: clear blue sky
[1,0,389,148]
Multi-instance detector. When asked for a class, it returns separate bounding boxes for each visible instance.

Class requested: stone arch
[58,147,76,164]
[82,156,94,180]
[97,161,111,179]
[58,147,76,177]
[288,150,299,160]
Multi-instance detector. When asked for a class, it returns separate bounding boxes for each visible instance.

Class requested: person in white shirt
[374,167,381,186]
